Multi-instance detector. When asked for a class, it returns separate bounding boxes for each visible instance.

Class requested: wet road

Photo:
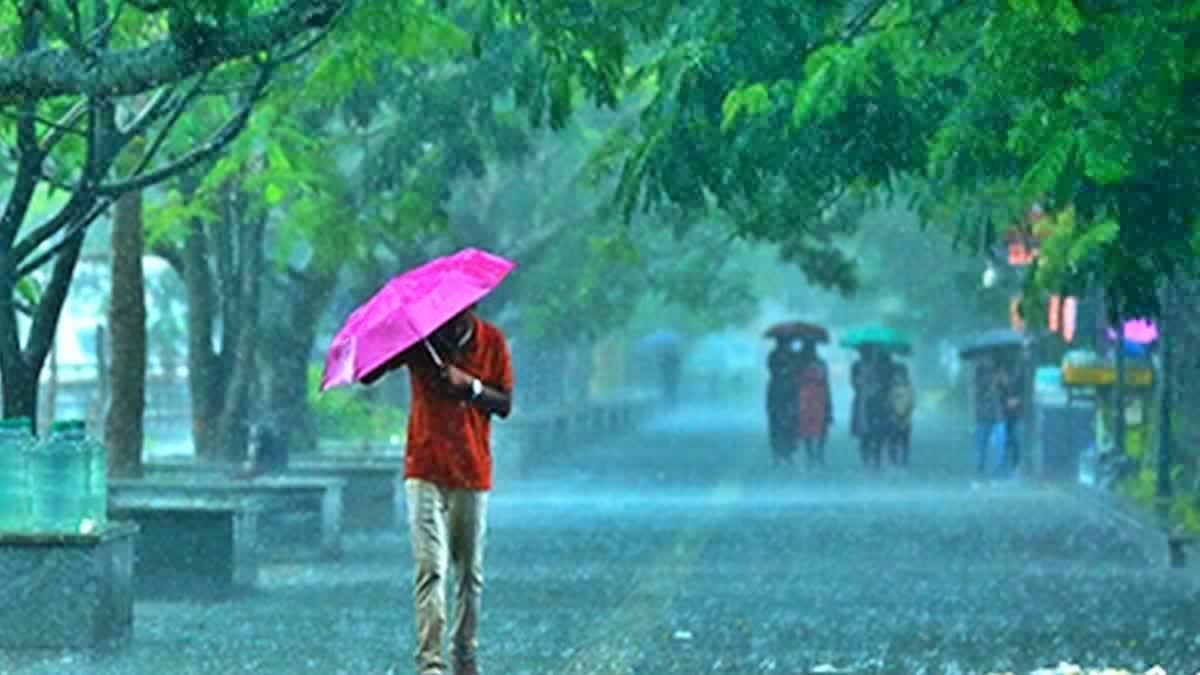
[5,404,1199,674]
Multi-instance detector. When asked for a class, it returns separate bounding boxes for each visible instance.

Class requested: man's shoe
[452,654,480,675]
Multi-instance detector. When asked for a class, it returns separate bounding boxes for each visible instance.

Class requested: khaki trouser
[405,478,488,675]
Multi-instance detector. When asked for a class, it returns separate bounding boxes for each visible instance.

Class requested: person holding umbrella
[886,361,916,467]
[765,337,801,464]
[958,330,1026,480]
[795,339,834,466]
[764,321,831,466]
[842,325,912,471]
[321,248,515,675]
[850,347,888,469]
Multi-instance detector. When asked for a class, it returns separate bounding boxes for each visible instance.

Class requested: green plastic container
[28,420,90,533]
[0,417,36,532]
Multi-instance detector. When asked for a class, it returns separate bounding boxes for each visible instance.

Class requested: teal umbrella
[839,325,912,355]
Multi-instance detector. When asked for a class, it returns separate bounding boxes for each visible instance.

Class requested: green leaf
[1052,0,1084,34]
[15,277,42,305]
[792,59,834,124]
[264,183,285,205]
[1019,133,1076,199]
[1067,219,1118,265]
[720,83,770,132]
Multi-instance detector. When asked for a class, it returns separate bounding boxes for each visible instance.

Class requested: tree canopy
[608,1,1200,319]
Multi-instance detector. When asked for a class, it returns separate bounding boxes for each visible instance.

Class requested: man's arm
[474,381,512,418]
[444,365,512,417]
[361,349,414,386]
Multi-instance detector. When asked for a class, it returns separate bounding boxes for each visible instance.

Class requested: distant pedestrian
[851,347,889,469]
[795,341,833,466]
[973,356,1008,480]
[995,357,1025,476]
[365,305,513,675]
[886,364,915,466]
[766,339,801,464]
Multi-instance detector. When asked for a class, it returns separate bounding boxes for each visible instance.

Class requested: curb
[1058,481,1199,574]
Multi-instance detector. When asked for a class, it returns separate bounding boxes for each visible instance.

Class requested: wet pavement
[3,403,1198,674]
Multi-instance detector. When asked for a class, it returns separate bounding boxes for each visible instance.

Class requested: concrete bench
[0,522,138,650]
[286,460,402,530]
[110,476,345,560]
[146,458,400,531]
[143,460,232,480]
[109,494,260,597]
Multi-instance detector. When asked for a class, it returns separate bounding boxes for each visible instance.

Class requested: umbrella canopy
[320,247,515,391]
[764,321,830,343]
[959,328,1026,360]
[1106,318,1158,345]
[839,325,912,355]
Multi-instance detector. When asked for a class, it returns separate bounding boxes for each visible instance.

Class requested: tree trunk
[214,213,266,462]
[262,270,337,454]
[0,232,87,432]
[105,190,147,479]
[1,361,39,429]
[182,218,224,459]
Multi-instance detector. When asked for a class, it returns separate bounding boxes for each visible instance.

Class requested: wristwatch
[470,377,483,399]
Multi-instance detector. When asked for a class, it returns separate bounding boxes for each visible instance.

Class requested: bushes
[306,366,407,444]
[1119,427,1200,535]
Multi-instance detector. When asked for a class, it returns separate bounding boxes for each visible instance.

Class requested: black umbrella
[958,329,1026,360]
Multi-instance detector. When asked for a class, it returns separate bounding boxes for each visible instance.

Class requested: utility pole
[1156,283,1181,567]
[1113,307,1126,457]
[1156,285,1173,501]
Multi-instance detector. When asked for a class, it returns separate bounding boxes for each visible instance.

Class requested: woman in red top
[794,341,833,466]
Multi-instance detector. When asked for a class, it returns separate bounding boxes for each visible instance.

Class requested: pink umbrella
[1106,318,1158,344]
[320,247,515,391]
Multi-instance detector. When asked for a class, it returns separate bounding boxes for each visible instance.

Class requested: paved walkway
[4,404,1197,674]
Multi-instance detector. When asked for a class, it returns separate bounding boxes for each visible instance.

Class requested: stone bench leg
[118,508,257,596]
[233,509,259,589]
[321,486,344,560]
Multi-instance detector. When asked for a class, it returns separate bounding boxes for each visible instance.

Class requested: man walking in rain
[366,305,513,675]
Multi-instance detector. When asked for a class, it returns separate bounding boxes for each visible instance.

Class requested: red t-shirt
[403,316,513,491]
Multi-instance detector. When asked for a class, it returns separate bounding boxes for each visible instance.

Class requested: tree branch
[123,0,171,11]
[39,1,92,57]
[96,64,272,196]
[86,0,127,53]
[11,101,112,264]
[0,0,346,104]
[16,197,109,277]
[269,4,348,65]
[0,106,88,139]
[1,9,46,254]
[25,228,86,366]
[39,100,88,153]
[120,73,212,175]
[117,84,176,140]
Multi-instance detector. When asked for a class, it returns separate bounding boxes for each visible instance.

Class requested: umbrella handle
[423,339,445,368]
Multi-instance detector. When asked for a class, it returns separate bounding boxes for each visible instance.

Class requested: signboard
[1047,294,1077,343]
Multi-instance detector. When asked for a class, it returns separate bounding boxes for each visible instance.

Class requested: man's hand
[443,365,476,391]
[440,364,511,416]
